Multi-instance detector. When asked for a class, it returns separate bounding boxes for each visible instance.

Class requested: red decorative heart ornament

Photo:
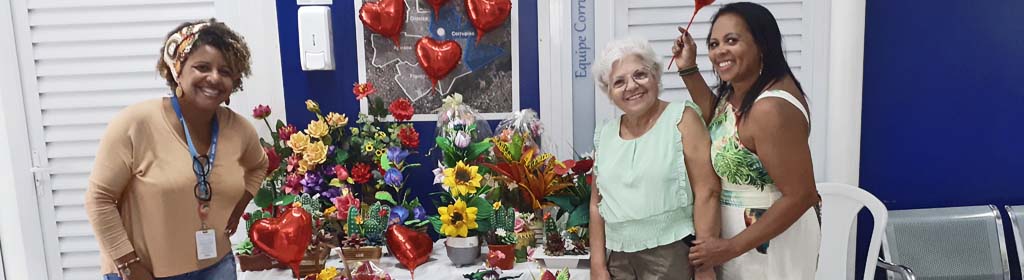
[695,0,716,11]
[465,0,512,43]
[415,37,462,91]
[425,0,449,19]
[359,0,406,46]
[385,224,432,278]
[249,207,312,277]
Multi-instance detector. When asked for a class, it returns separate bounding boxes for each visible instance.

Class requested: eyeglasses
[193,155,213,202]
[611,68,654,91]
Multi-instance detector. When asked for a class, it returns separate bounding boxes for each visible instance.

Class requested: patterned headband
[162,22,211,83]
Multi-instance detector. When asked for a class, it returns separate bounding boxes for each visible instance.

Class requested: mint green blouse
[593,101,700,252]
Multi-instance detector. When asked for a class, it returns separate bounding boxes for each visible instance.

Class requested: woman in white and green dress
[671,2,821,279]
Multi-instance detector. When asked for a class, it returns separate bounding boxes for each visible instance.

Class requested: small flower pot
[236,252,288,272]
[340,246,383,278]
[486,244,515,270]
[298,245,332,277]
[444,236,481,267]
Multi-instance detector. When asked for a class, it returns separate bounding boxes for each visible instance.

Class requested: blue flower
[386,146,410,164]
[412,205,427,221]
[384,168,403,187]
[390,206,409,225]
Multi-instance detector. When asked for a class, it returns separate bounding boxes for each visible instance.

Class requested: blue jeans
[103,254,236,280]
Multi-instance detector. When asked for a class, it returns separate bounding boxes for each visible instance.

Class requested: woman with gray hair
[588,38,721,280]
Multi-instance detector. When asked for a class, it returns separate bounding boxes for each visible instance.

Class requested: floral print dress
[708,90,821,279]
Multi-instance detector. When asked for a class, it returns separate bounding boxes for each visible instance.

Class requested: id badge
[195,229,217,260]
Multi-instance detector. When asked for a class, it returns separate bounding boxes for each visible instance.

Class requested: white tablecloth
[238,240,591,279]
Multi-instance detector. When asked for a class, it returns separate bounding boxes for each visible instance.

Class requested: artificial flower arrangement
[426,93,500,266]
[236,80,426,271]
[546,154,594,237]
[483,130,573,213]
[541,212,588,256]
[337,201,390,278]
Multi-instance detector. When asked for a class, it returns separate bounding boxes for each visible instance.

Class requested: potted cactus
[339,202,389,277]
[486,203,517,270]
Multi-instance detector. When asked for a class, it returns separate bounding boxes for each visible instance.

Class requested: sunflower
[438,199,478,237]
[443,161,483,197]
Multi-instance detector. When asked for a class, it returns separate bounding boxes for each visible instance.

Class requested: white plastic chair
[816,182,914,280]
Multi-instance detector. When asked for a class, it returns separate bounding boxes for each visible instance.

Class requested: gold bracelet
[115,256,141,269]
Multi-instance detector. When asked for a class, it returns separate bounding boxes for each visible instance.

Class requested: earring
[175,87,183,98]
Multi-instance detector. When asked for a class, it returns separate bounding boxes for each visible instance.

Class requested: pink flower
[454,131,470,148]
[334,164,349,181]
[278,124,298,142]
[514,218,525,233]
[252,104,271,119]
[284,173,303,195]
[332,188,360,219]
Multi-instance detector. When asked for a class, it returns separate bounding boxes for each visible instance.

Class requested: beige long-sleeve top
[84,98,268,277]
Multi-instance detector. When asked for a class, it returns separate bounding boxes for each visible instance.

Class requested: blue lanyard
[170,95,219,194]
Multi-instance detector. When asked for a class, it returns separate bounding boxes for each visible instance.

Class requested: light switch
[298,6,334,71]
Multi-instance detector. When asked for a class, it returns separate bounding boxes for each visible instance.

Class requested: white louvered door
[7,0,216,279]
[597,0,830,179]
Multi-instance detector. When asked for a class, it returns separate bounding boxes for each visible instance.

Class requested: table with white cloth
[238,240,591,279]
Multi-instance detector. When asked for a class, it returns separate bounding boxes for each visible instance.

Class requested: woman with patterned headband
[84,19,268,279]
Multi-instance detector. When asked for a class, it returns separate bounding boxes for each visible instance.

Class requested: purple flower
[386,146,410,164]
[390,206,409,225]
[327,145,337,158]
[384,168,403,187]
[321,187,341,200]
[300,172,324,190]
[412,205,427,221]
[454,131,470,148]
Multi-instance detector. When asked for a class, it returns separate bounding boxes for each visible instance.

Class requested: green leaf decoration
[567,205,590,229]
[467,196,494,233]
[379,152,392,171]
[329,178,343,187]
[375,191,397,205]
[275,120,285,131]
[435,136,458,167]
[428,215,443,236]
[254,187,273,208]
[510,133,524,161]
[466,139,493,161]
[334,149,349,164]
[273,194,297,206]
[545,195,574,219]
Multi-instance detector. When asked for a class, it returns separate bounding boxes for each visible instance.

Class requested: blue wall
[861,0,1024,278]
[275,1,540,238]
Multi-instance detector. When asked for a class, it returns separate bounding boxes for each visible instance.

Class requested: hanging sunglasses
[192,155,213,202]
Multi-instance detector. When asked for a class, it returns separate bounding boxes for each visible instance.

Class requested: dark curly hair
[157,18,252,93]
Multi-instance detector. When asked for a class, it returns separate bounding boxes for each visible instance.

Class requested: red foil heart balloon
[465,0,512,43]
[249,207,312,277]
[359,0,406,46]
[425,0,449,19]
[385,224,432,278]
[415,37,462,91]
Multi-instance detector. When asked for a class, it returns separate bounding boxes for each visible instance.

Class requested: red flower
[334,164,349,181]
[398,126,420,150]
[572,158,594,175]
[554,160,575,176]
[278,124,298,142]
[242,213,251,221]
[284,173,303,195]
[264,146,280,175]
[378,208,388,217]
[351,163,373,184]
[388,98,414,121]
[252,104,271,119]
[352,82,376,100]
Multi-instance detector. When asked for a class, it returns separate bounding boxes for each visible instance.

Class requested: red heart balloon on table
[425,0,449,20]
[415,37,462,91]
[385,224,432,278]
[465,0,512,43]
[249,207,312,277]
[359,0,406,46]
